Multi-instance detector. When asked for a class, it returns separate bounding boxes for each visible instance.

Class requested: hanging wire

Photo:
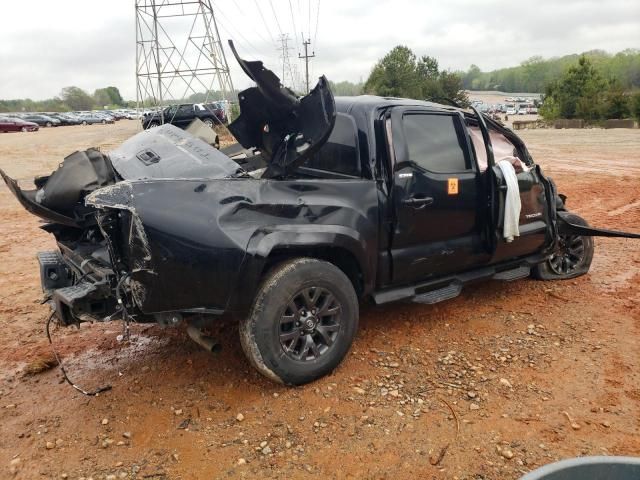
[46,312,112,397]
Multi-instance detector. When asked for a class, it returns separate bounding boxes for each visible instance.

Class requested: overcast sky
[0,0,638,101]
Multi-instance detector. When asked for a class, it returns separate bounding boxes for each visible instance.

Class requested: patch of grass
[22,352,58,376]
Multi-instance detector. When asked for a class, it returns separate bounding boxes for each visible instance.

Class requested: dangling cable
[45,312,112,396]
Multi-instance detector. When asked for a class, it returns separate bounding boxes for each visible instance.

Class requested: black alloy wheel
[548,234,586,275]
[240,258,359,385]
[532,212,594,280]
[279,286,342,362]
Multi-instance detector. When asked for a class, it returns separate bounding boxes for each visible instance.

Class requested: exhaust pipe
[186,326,221,353]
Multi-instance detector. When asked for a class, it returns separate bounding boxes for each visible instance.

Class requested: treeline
[0,86,127,113]
[460,49,640,93]
[541,56,640,121]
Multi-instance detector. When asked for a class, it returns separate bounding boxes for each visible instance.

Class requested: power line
[313,0,320,49]
[288,0,301,54]
[268,0,285,38]
[253,0,277,45]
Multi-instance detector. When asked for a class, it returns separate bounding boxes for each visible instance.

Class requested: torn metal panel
[227,40,336,178]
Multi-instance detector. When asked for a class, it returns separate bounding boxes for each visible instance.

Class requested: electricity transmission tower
[135,0,235,121]
[277,33,296,91]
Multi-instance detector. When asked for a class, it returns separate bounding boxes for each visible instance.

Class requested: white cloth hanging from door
[496,158,521,243]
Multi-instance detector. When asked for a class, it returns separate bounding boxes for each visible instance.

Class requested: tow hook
[186,325,221,353]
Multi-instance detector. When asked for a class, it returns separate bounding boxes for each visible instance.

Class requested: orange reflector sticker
[448,178,459,195]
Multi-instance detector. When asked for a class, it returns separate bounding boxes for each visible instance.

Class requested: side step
[412,282,462,305]
[492,266,530,282]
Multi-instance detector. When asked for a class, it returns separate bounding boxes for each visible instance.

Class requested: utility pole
[298,38,315,94]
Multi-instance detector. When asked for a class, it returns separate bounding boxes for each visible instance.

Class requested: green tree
[542,56,606,120]
[629,91,640,121]
[363,46,421,98]
[94,86,124,107]
[60,86,94,111]
[603,80,630,119]
[364,46,469,106]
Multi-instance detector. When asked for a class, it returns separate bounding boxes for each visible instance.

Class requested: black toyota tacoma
[2,43,638,386]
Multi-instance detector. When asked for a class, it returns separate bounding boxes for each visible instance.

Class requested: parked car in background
[48,113,82,126]
[22,114,61,127]
[142,103,226,130]
[101,110,124,120]
[0,116,39,132]
[94,112,116,123]
[77,113,113,125]
[202,102,228,124]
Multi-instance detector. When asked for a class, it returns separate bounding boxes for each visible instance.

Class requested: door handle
[402,196,434,208]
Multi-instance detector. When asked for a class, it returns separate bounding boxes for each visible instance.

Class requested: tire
[82,121,87,126]
[203,118,214,128]
[532,213,594,280]
[149,121,160,129]
[240,258,359,385]
[21,127,27,132]
[101,119,106,125]
[46,122,52,127]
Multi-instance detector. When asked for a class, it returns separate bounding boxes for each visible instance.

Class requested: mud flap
[557,212,640,239]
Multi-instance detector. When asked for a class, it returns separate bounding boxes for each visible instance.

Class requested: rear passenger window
[403,114,470,173]
[302,113,360,177]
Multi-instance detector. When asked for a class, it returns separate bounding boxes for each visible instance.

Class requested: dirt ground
[0,122,638,480]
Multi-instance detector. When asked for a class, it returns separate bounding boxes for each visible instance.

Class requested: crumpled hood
[110,124,244,181]
[0,124,245,228]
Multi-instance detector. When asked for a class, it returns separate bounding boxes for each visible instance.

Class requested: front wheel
[21,126,27,132]
[203,118,214,128]
[46,122,52,127]
[532,213,594,280]
[240,258,359,385]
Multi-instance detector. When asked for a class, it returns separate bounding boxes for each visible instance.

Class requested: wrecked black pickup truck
[2,44,639,386]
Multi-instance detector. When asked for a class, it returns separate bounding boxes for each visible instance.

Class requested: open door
[470,108,552,261]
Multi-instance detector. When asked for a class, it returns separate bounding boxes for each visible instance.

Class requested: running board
[412,283,462,305]
[492,266,530,281]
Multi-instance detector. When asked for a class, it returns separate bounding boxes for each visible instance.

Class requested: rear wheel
[46,122,52,127]
[82,120,87,126]
[101,119,106,125]
[532,213,594,280]
[240,258,359,385]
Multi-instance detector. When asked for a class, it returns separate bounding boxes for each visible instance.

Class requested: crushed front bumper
[38,249,118,325]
